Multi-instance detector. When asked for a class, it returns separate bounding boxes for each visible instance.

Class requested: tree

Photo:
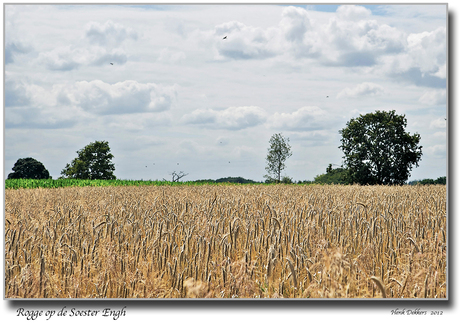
[281,176,293,184]
[8,157,51,179]
[170,171,188,182]
[314,164,349,184]
[339,110,422,185]
[435,176,447,184]
[61,141,116,179]
[265,133,292,183]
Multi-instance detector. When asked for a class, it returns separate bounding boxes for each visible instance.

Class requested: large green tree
[339,110,422,185]
[265,133,292,183]
[8,157,51,179]
[61,141,116,179]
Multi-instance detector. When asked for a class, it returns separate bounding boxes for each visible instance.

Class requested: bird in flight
[223,36,227,40]
[326,96,329,98]
[110,63,113,65]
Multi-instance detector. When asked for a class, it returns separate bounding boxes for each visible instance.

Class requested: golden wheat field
[4,184,446,299]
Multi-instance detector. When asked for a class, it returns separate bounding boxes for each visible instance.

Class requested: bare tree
[170,171,189,182]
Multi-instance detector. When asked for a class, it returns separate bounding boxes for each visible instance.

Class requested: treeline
[192,177,259,184]
[408,177,446,185]
[307,166,446,185]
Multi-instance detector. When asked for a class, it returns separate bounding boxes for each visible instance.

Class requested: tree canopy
[265,133,292,183]
[61,141,116,180]
[339,110,422,185]
[8,157,51,179]
[314,164,349,184]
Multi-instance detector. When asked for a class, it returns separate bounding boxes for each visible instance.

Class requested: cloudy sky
[4,3,447,182]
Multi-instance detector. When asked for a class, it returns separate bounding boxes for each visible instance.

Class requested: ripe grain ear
[370,276,386,298]
[406,237,420,253]
[287,257,298,288]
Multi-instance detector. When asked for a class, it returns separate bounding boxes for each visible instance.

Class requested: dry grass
[4,184,447,298]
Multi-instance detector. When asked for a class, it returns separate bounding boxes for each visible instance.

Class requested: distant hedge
[408,176,446,185]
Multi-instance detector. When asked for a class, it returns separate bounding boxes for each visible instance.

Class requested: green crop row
[5,179,183,189]
[4,179,263,189]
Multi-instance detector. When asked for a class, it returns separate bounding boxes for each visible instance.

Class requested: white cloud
[70,80,178,114]
[215,136,229,146]
[195,4,443,84]
[210,5,408,67]
[230,145,258,160]
[279,6,322,58]
[5,41,33,64]
[363,23,407,54]
[419,89,446,105]
[433,131,446,138]
[85,20,138,47]
[336,5,372,21]
[433,62,446,79]
[406,27,446,74]
[430,118,447,129]
[426,144,446,158]
[105,113,172,132]
[181,106,267,130]
[6,78,74,111]
[337,82,385,98]
[5,78,31,107]
[268,106,330,131]
[5,81,81,129]
[89,48,128,66]
[280,6,312,43]
[322,9,406,66]
[35,20,137,70]
[217,106,267,129]
[38,45,128,71]
[157,48,187,63]
[289,130,333,146]
[378,27,446,86]
[181,109,216,125]
[37,46,84,71]
[210,21,279,60]
[5,79,177,130]
[179,139,211,155]
[5,106,79,129]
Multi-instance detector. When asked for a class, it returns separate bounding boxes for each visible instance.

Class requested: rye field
[4,184,447,298]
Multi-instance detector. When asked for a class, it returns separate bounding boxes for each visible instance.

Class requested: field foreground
[5,184,446,298]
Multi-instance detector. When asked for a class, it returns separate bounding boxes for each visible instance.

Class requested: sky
[3,3,447,182]
[0,3,457,321]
